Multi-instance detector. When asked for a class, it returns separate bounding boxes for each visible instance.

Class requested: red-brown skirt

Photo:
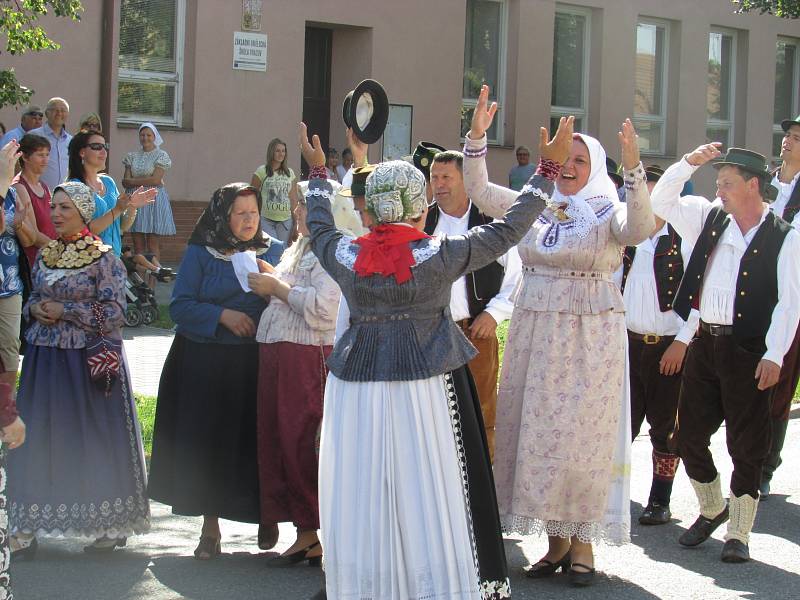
[257,341,331,530]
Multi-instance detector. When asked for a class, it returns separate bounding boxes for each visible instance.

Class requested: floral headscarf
[188,183,269,252]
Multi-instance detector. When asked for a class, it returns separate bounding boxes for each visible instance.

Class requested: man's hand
[346,127,369,167]
[685,143,723,167]
[468,84,498,140]
[0,417,26,449]
[468,311,497,340]
[659,340,687,376]
[219,309,256,338]
[755,359,781,391]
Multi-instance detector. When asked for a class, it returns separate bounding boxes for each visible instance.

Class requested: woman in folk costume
[300,119,573,599]
[463,86,655,586]
[8,180,150,555]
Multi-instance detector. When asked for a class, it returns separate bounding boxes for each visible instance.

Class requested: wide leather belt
[700,321,734,336]
[627,331,676,345]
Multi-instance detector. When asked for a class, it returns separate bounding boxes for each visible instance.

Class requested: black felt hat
[342,79,389,145]
[412,141,447,181]
[644,165,664,183]
[606,156,623,188]
[780,114,800,132]
[713,147,778,201]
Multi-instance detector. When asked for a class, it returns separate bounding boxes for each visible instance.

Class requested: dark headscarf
[188,183,269,252]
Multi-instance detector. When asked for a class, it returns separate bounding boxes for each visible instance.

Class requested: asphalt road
[10,406,799,600]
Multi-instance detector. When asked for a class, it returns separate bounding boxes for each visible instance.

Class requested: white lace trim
[411,238,441,265]
[334,236,358,270]
[43,265,92,285]
[534,196,615,255]
[519,184,551,204]
[306,187,333,200]
[334,236,442,272]
[501,514,630,546]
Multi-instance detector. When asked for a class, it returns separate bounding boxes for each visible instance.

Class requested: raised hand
[299,122,326,168]
[539,116,574,165]
[0,140,21,196]
[346,127,369,168]
[128,186,158,209]
[468,84,498,140]
[686,143,723,167]
[618,119,641,170]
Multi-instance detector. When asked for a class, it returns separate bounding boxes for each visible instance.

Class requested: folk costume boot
[759,419,789,500]
[679,474,729,547]
[721,493,759,563]
[640,450,680,525]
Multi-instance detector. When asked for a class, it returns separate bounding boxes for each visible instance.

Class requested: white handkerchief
[231,250,259,292]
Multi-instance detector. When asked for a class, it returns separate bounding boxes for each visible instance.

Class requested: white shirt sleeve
[650,158,713,245]
[484,246,521,324]
[675,309,700,345]
[763,229,800,366]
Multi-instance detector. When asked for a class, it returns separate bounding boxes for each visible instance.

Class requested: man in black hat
[426,149,521,461]
[413,141,446,202]
[621,164,698,526]
[760,115,800,498]
[650,143,800,562]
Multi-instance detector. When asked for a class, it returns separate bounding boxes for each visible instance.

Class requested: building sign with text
[233,32,267,71]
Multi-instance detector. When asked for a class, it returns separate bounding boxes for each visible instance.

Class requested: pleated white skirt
[319,373,481,599]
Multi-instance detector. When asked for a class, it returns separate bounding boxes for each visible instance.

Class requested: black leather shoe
[721,539,750,563]
[568,562,596,587]
[639,502,671,525]
[10,536,38,560]
[267,541,322,567]
[525,552,571,578]
[678,506,729,547]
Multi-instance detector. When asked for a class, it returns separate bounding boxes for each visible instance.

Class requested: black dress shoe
[568,562,596,587]
[267,541,322,567]
[679,506,729,547]
[10,536,38,560]
[639,502,671,525]
[721,539,750,563]
[525,552,571,578]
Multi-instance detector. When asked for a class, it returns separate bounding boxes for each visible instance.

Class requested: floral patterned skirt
[7,345,150,539]
[494,308,631,545]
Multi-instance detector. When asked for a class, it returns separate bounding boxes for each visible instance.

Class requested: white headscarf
[138,122,164,149]
[535,133,619,253]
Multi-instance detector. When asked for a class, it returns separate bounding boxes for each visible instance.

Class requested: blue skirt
[7,345,150,538]
[128,186,176,235]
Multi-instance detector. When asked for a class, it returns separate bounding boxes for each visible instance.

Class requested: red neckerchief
[353,224,431,284]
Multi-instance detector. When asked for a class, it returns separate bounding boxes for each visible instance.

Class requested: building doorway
[301,26,333,178]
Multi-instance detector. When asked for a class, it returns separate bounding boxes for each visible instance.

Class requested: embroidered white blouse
[650,157,800,366]
[623,223,700,344]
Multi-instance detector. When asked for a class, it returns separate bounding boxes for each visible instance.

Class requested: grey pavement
[10,321,800,599]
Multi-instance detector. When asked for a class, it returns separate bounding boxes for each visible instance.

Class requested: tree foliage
[0,1,83,109]
[732,0,800,18]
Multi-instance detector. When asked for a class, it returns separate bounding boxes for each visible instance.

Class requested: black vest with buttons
[673,206,792,353]
[621,224,684,312]
[425,202,505,319]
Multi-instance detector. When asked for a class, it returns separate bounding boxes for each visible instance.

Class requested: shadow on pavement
[502,535,661,599]
[629,500,800,599]
[751,493,800,545]
[10,541,150,600]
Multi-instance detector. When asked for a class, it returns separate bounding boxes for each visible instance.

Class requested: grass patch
[148,304,175,330]
[134,393,156,457]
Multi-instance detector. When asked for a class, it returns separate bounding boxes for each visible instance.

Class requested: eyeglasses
[25,112,44,118]
[86,142,109,151]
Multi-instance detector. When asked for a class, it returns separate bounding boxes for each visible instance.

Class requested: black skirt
[448,365,509,595]
[148,334,261,523]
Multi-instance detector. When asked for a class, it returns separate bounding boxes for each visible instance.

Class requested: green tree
[0,1,83,109]
[732,0,800,18]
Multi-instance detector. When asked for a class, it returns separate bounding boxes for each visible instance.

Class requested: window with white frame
[118,0,185,126]
[773,37,800,159]
[550,6,590,135]
[633,19,669,155]
[706,28,736,149]
[461,0,507,144]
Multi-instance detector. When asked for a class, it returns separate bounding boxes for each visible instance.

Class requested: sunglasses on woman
[86,142,109,151]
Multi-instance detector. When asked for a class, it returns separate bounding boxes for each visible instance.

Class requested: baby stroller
[121,250,175,327]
